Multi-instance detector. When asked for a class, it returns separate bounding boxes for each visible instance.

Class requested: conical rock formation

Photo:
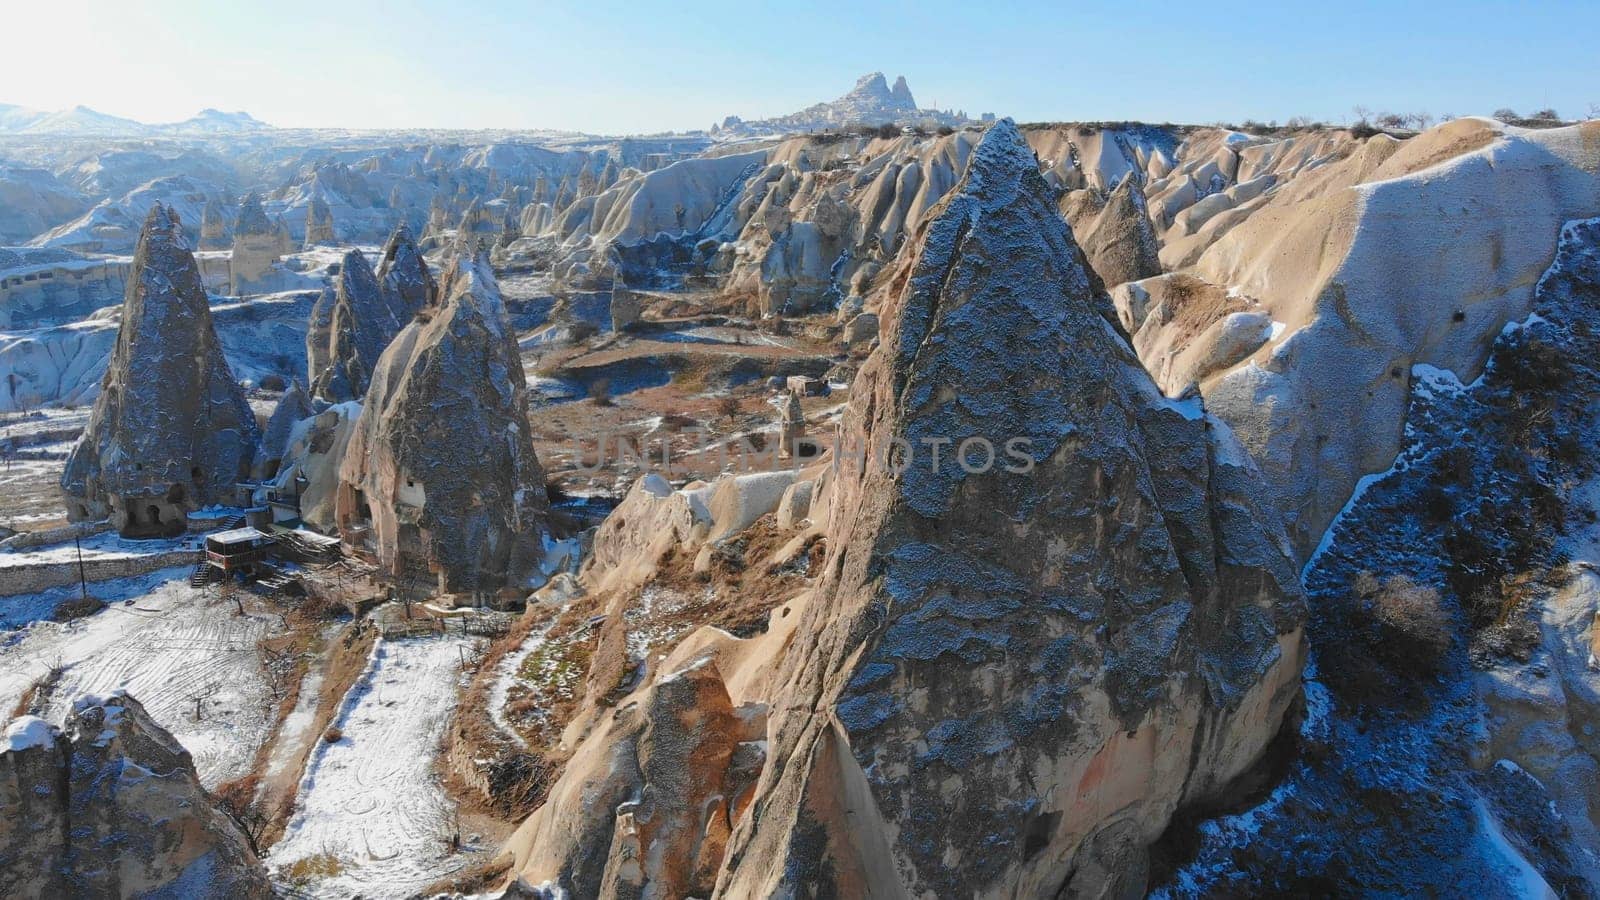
[376,224,436,317]
[229,192,279,294]
[500,121,1306,897]
[336,251,549,600]
[61,204,259,536]
[0,693,271,898]
[198,195,230,250]
[712,119,1305,898]
[303,195,335,247]
[308,249,404,403]
[1065,173,1162,289]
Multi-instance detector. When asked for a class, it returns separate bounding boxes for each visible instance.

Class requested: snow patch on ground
[487,623,552,749]
[267,632,483,898]
[0,568,279,785]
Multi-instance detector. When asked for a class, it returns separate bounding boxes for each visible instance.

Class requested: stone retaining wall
[0,520,111,552]
[0,548,198,597]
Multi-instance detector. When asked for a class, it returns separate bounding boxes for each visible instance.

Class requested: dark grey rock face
[376,224,435,317]
[61,204,259,536]
[308,249,399,403]
[337,251,549,601]
[256,378,313,479]
[715,119,1305,898]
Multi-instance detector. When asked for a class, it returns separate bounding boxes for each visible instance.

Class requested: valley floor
[266,631,487,898]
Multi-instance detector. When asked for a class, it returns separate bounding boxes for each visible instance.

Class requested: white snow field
[0,568,282,786]
[267,632,483,898]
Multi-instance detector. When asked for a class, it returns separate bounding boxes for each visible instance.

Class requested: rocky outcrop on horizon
[337,251,549,602]
[61,204,260,536]
[716,72,983,137]
[0,693,271,898]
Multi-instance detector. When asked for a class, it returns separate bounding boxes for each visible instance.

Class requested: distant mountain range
[0,104,272,136]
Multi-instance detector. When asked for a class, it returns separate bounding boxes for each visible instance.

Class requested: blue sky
[10,0,1597,133]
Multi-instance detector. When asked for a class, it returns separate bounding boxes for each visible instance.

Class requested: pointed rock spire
[199,196,230,250]
[62,204,260,536]
[303,195,335,247]
[1077,172,1160,288]
[376,224,436,317]
[231,192,272,236]
[336,251,549,600]
[308,249,399,403]
[709,119,1307,897]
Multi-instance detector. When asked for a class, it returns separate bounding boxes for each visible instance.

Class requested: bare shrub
[1357,573,1452,661]
[588,377,612,406]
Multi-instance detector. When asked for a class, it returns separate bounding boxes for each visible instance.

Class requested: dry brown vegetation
[1354,572,1452,663]
[1160,274,1251,346]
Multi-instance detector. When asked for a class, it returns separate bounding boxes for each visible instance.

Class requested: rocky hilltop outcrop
[0,693,271,898]
[502,120,1305,898]
[717,72,979,137]
[61,204,259,536]
[337,251,548,602]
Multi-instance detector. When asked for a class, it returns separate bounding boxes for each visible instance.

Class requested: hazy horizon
[9,0,1598,134]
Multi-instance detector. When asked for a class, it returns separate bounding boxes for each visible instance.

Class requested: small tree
[588,378,612,407]
[1530,108,1561,121]
[716,396,741,428]
[1493,107,1520,123]
[214,775,269,855]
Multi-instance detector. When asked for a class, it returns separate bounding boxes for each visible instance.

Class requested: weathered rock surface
[273,399,361,533]
[711,117,1305,899]
[307,248,407,403]
[303,195,335,247]
[1173,216,1600,896]
[1062,173,1161,289]
[255,379,312,481]
[61,204,260,536]
[503,657,759,899]
[198,195,230,250]
[504,120,1305,898]
[0,693,271,898]
[375,224,435,316]
[228,192,278,294]
[337,251,549,600]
